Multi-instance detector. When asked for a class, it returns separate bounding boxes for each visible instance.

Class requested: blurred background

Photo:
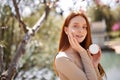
[0,0,120,80]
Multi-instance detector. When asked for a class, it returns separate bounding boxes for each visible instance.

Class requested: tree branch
[32,3,51,34]
[0,2,53,80]
[12,0,27,33]
[0,45,4,75]
[0,0,59,79]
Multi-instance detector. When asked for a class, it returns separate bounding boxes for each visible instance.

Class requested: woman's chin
[76,37,85,43]
[77,39,84,43]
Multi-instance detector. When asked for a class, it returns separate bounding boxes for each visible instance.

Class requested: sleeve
[55,57,87,80]
[78,51,98,80]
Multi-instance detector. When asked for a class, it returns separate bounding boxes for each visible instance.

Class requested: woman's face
[65,16,87,43]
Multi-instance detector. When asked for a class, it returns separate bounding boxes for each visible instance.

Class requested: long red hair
[54,12,105,76]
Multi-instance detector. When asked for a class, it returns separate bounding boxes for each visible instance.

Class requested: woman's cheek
[70,28,75,33]
[72,29,75,32]
[71,29,77,37]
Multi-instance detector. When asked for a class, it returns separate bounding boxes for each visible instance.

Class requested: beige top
[55,51,102,80]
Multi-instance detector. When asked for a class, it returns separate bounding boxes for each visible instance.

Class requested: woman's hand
[68,32,86,53]
[68,32,102,67]
[87,48,102,67]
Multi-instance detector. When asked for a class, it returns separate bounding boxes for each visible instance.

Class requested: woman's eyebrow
[73,22,79,25]
[73,22,87,26]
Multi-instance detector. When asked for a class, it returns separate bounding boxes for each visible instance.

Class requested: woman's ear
[64,27,68,35]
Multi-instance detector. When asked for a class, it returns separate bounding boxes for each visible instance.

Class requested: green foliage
[0,4,23,69]
[102,5,115,32]
[111,6,120,22]
[0,5,12,25]
[87,5,116,32]
[23,5,45,27]
[108,31,120,39]
[0,40,7,48]
[87,5,104,22]
[19,11,63,71]
[0,2,63,78]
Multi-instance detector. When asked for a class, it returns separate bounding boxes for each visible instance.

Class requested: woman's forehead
[69,16,86,24]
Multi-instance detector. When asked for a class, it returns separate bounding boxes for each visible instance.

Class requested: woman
[54,12,105,80]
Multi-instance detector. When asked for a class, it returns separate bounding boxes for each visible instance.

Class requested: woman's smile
[76,35,83,38]
[75,34,85,42]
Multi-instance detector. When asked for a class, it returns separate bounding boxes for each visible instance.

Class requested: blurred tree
[102,5,115,32]
[0,0,61,79]
[87,5,104,22]
[112,6,120,22]
[0,5,20,70]
[87,4,116,32]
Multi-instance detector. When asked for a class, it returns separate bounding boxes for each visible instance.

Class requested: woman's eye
[73,25,78,28]
[83,26,87,29]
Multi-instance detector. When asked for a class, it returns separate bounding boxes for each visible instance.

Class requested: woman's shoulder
[56,52,69,59]
[55,51,79,62]
[55,51,73,62]
[55,52,74,68]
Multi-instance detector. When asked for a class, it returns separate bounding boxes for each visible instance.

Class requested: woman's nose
[77,27,84,32]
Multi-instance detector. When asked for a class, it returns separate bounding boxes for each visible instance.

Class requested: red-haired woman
[54,12,105,80]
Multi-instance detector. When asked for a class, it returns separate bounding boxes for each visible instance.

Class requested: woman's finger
[68,33,74,46]
[87,49,92,60]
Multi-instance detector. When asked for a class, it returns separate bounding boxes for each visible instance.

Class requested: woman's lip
[76,35,83,38]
